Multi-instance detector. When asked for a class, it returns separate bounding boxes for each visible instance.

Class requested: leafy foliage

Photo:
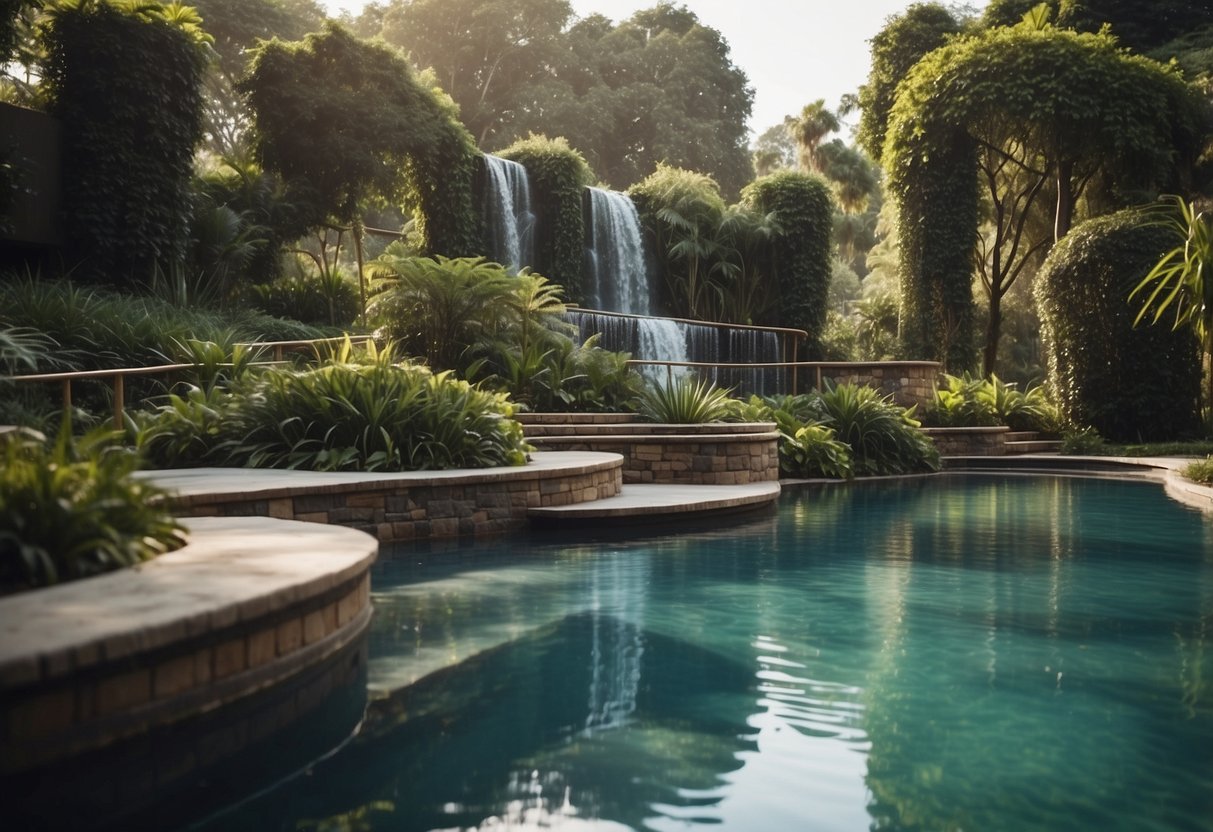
[1,427,186,592]
[497,135,594,299]
[926,372,1059,432]
[1182,456,1213,485]
[637,375,733,424]
[136,341,531,471]
[376,0,755,196]
[240,23,481,255]
[741,172,835,355]
[249,269,361,328]
[1036,210,1201,441]
[817,383,941,476]
[882,18,1202,371]
[41,0,209,285]
[779,422,853,480]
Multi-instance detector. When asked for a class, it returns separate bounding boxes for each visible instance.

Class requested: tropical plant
[1060,426,1105,455]
[249,269,361,328]
[780,422,853,480]
[930,372,1001,427]
[817,383,940,476]
[1130,196,1213,419]
[136,341,530,472]
[1,426,186,592]
[637,376,734,424]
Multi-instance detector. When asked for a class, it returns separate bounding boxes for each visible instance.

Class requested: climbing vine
[241,24,481,256]
[498,134,593,300]
[742,171,835,357]
[1035,210,1201,440]
[41,0,209,284]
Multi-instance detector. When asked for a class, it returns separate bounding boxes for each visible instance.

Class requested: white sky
[322,1,990,137]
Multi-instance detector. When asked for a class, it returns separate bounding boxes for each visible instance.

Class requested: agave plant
[638,376,734,423]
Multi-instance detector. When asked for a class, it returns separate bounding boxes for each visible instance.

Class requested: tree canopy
[373,0,754,195]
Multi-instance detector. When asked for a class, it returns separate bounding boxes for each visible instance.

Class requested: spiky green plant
[818,382,939,476]
[638,376,735,423]
[1,427,186,591]
[1181,457,1213,486]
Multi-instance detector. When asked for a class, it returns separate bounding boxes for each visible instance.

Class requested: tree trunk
[983,291,1002,378]
[1054,159,1074,242]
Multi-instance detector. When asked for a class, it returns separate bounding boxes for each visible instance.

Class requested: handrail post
[666,363,672,387]
[61,379,72,426]
[112,374,124,430]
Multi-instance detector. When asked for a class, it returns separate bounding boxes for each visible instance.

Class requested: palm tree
[1131,196,1213,419]
[789,100,840,174]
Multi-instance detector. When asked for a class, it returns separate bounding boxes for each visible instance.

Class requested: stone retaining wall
[163,453,623,542]
[807,361,940,408]
[922,426,1010,456]
[1,517,377,827]
[528,425,780,485]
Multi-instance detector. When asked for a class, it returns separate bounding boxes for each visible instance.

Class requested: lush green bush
[1035,210,1201,441]
[1,427,185,592]
[779,423,854,479]
[1060,427,1106,455]
[497,136,593,300]
[741,171,835,355]
[249,270,361,328]
[42,1,209,284]
[817,383,940,476]
[925,373,1060,433]
[137,342,530,471]
[637,376,734,423]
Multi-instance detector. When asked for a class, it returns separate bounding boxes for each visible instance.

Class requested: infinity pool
[195,474,1213,831]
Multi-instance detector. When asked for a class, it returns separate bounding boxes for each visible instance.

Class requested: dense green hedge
[497,135,593,300]
[241,24,481,257]
[42,1,208,284]
[1035,210,1201,441]
[741,171,835,357]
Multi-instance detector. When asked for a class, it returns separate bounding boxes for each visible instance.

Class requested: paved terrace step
[1005,439,1062,454]
[522,421,776,438]
[528,481,780,521]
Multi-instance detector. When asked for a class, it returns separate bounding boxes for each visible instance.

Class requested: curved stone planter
[1,516,378,828]
[922,425,1010,456]
[149,451,623,542]
[522,418,780,485]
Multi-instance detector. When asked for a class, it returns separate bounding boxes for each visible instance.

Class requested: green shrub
[1060,427,1106,455]
[1,427,185,592]
[638,376,734,423]
[817,383,940,476]
[925,372,1059,432]
[137,341,530,471]
[780,423,854,479]
[1036,210,1202,441]
[249,270,361,328]
[1181,457,1213,486]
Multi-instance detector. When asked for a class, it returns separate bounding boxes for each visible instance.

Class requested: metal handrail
[565,305,809,339]
[625,358,942,395]
[2,334,376,429]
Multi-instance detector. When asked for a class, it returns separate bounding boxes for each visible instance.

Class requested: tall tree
[789,99,840,174]
[883,18,1203,371]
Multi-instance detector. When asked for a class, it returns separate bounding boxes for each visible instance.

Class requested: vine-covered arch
[241,23,481,256]
[883,22,1197,370]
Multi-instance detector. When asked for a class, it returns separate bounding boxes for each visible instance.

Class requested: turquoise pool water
[196,475,1213,831]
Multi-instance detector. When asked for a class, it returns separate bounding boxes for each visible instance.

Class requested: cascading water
[483,155,535,271]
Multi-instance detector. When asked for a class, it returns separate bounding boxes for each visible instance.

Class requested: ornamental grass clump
[1182,457,1213,486]
[137,340,530,472]
[0,428,186,592]
[638,375,734,423]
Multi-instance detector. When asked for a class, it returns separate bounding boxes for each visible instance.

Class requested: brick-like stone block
[7,689,76,740]
[246,628,277,668]
[276,618,303,656]
[153,654,196,699]
[302,610,326,645]
[214,638,247,680]
[96,668,151,715]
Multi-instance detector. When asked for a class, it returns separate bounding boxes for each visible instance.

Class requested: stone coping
[515,412,635,424]
[921,425,1011,435]
[0,517,378,691]
[524,421,777,437]
[530,430,781,446]
[529,481,780,519]
[138,451,621,507]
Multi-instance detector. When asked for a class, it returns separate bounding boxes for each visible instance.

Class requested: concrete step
[1003,431,1039,442]
[528,481,780,522]
[1005,439,1062,454]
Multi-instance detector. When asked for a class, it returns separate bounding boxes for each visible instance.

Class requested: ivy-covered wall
[497,135,593,299]
[742,171,835,358]
[1035,210,1201,441]
[42,2,207,284]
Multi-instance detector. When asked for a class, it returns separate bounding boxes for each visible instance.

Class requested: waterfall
[483,155,534,271]
[585,188,649,315]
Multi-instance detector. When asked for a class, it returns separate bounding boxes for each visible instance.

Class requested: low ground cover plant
[136,340,530,471]
[1182,457,1213,485]
[0,427,185,593]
